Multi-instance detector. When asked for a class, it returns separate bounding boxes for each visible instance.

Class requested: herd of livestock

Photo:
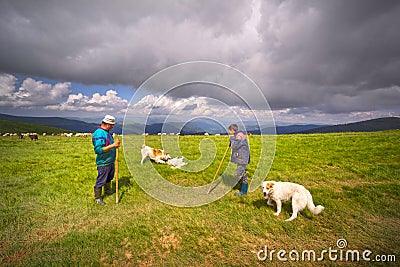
[1,132,93,140]
[2,132,224,140]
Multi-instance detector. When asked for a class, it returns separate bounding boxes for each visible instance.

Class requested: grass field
[0,131,399,266]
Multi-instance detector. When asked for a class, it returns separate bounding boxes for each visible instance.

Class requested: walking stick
[115,142,119,204]
[207,143,231,194]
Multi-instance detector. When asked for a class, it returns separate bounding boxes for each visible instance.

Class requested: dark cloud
[255,0,400,113]
[0,0,399,118]
[0,0,252,86]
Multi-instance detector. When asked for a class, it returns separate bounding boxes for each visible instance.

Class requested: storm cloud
[0,0,399,121]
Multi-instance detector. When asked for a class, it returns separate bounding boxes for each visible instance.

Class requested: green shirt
[92,127,115,166]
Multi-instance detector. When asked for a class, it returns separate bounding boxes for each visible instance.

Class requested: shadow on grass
[253,198,292,211]
[253,199,315,221]
[221,174,240,188]
[207,174,239,194]
[253,198,267,209]
[112,176,132,202]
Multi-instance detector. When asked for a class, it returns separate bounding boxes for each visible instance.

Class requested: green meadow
[0,131,399,266]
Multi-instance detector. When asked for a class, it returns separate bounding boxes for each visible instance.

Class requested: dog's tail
[306,191,324,215]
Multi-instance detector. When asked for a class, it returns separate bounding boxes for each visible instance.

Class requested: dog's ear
[266,182,274,190]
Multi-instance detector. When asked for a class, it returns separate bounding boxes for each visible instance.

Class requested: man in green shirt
[92,115,120,205]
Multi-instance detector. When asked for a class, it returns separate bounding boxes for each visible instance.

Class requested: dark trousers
[94,164,114,189]
[235,164,248,184]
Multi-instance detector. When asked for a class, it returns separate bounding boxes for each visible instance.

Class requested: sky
[0,0,399,125]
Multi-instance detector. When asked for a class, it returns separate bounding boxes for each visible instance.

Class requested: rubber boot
[104,182,114,195]
[94,188,106,205]
[234,183,248,196]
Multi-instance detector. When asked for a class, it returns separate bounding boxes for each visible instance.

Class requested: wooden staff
[207,143,231,194]
[115,141,119,204]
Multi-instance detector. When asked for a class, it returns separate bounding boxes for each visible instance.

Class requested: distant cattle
[29,134,38,141]
[17,133,24,139]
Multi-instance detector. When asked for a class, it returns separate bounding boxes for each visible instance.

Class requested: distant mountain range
[298,117,400,134]
[0,113,399,135]
[0,119,72,134]
[0,113,122,134]
[276,124,328,134]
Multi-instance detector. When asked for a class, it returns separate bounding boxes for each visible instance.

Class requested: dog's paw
[274,212,280,216]
[285,216,297,222]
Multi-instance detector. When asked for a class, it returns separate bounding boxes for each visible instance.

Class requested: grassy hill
[0,113,106,133]
[301,117,400,133]
[0,119,74,134]
[0,131,399,266]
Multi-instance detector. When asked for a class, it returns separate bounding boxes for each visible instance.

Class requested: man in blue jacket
[228,124,250,196]
[92,115,120,205]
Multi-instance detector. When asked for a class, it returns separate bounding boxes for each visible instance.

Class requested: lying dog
[141,144,172,164]
[262,181,324,221]
[166,157,187,169]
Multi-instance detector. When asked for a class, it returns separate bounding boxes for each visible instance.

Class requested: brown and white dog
[262,181,324,221]
[141,144,172,164]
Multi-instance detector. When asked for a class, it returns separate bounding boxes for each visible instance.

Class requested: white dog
[141,144,172,164]
[166,157,187,169]
[262,181,324,221]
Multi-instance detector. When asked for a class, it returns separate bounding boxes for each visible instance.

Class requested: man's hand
[114,139,121,148]
[102,139,120,153]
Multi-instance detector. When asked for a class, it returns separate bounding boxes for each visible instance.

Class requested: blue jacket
[230,131,250,165]
[92,127,115,166]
